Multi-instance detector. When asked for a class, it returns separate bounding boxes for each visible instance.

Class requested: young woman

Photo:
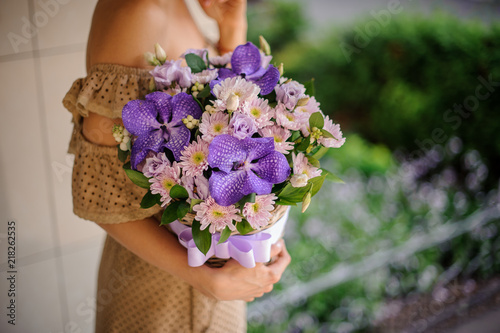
[62,0,291,331]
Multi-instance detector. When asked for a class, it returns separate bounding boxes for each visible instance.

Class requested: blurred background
[1,0,499,332]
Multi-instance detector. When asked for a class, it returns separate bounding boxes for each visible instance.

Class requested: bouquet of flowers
[113,37,345,267]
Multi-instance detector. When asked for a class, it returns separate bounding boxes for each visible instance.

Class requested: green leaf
[290,130,301,142]
[236,219,255,235]
[275,199,297,206]
[309,112,324,129]
[117,145,129,163]
[140,191,161,209]
[311,146,329,160]
[320,129,335,139]
[277,175,326,203]
[304,78,316,97]
[321,168,345,183]
[192,219,212,255]
[123,161,132,169]
[170,184,189,199]
[190,198,203,211]
[218,226,232,244]
[237,192,256,207]
[307,156,320,168]
[185,53,207,73]
[296,136,310,151]
[196,84,211,98]
[160,201,182,225]
[177,201,190,220]
[123,167,150,189]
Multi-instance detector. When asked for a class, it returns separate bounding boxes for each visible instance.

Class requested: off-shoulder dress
[62,64,247,332]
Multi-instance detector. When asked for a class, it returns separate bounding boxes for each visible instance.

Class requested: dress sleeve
[62,64,161,224]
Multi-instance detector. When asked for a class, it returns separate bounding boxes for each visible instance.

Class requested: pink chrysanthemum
[193,197,242,233]
[199,111,230,143]
[210,52,232,66]
[179,139,209,177]
[290,152,322,187]
[192,69,218,85]
[142,152,171,178]
[319,116,346,148]
[212,76,260,112]
[259,125,294,154]
[149,162,181,207]
[243,98,274,129]
[295,96,321,117]
[275,104,306,131]
[243,194,277,229]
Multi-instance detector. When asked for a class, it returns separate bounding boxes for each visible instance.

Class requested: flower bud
[259,35,271,56]
[290,174,308,188]
[301,191,312,213]
[154,43,167,63]
[297,97,310,106]
[226,93,240,111]
[149,77,156,92]
[120,142,128,151]
[278,63,284,76]
[144,52,160,66]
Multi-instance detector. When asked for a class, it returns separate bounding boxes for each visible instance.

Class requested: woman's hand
[193,239,291,302]
[198,0,248,53]
[198,0,247,26]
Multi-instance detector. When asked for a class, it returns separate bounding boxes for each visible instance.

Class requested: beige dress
[62,64,247,332]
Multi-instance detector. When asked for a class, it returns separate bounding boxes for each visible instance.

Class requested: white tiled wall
[0,0,101,332]
[1,0,499,332]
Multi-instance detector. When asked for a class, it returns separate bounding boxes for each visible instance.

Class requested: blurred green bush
[274,12,500,187]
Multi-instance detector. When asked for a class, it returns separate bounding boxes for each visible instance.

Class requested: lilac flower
[122,91,202,169]
[211,42,280,96]
[229,113,258,140]
[150,60,192,89]
[143,152,171,178]
[275,80,306,110]
[208,135,290,206]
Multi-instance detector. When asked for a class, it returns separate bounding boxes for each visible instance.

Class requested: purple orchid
[208,135,290,206]
[211,42,280,96]
[122,91,202,169]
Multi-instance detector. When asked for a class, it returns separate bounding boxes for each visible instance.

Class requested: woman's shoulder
[87,0,169,68]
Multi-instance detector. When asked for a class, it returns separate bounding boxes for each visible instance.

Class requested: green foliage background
[246,1,500,332]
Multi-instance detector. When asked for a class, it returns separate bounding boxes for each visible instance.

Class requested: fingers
[269,239,284,258]
[267,240,291,278]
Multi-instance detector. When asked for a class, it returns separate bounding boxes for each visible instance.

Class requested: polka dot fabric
[62,64,247,332]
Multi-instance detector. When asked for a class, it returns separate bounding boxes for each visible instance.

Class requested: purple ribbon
[170,207,289,268]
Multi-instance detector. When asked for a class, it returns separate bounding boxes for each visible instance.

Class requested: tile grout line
[27,0,70,329]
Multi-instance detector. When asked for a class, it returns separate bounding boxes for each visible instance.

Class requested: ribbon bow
[170,207,289,268]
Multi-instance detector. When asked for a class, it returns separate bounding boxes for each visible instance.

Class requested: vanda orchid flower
[122,91,202,169]
[208,135,290,206]
[211,42,280,96]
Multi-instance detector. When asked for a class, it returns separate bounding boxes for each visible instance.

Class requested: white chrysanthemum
[212,76,260,112]
[259,125,294,154]
[199,111,230,143]
[243,98,274,129]
[319,116,346,148]
[179,139,209,177]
